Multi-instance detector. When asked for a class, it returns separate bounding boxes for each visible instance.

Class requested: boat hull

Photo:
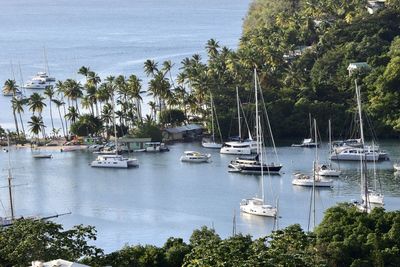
[202,142,222,149]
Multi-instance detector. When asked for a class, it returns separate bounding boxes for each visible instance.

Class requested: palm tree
[127,74,144,123]
[148,101,157,120]
[206,38,220,60]
[3,79,20,136]
[28,115,45,142]
[44,86,56,136]
[144,59,159,77]
[78,66,90,80]
[28,93,46,115]
[65,106,79,124]
[63,79,83,113]
[52,98,66,137]
[11,97,27,137]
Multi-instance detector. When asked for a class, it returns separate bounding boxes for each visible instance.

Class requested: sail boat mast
[7,135,15,220]
[236,87,241,140]
[210,93,215,141]
[254,69,259,155]
[355,80,369,211]
[111,84,118,154]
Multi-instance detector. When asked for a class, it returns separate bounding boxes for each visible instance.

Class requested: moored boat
[91,154,138,168]
[180,151,211,163]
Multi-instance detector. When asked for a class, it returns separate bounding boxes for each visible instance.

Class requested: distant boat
[292,114,319,148]
[229,154,282,174]
[202,93,223,149]
[180,151,211,163]
[317,119,341,177]
[90,89,138,168]
[292,119,333,188]
[24,72,54,90]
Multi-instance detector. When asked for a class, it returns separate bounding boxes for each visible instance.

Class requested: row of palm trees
[2,38,252,141]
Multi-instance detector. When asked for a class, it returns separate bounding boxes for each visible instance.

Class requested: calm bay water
[1,0,400,254]
[1,141,400,252]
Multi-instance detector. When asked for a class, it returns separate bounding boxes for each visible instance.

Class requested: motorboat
[91,154,138,168]
[316,164,341,177]
[330,146,385,161]
[144,142,169,152]
[292,173,333,187]
[180,151,211,163]
[240,197,277,217]
[228,154,282,174]
[291,138,319,147]
[24,72,55,90]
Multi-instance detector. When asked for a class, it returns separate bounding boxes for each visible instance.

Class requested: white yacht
[292,172,333,187]
[291,138,319,147]
[24,72,55,89]
[91,154,138,168]
[330,146,381,161]
[240,197,277,217]
[180,151,211,163]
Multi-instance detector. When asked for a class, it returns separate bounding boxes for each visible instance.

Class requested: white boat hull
[317,168,341,177]
[202,142,222,149]
[292,174,333,187]
[240,198,277,217]
[362,191,384,205]
[394,163,400,171]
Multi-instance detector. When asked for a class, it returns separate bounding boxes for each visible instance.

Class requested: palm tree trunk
[12,109,20,137]
[58,106,66,138]
[49,100,55,137]
[18,112,25,137]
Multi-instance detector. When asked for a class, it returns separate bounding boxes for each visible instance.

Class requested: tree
[52,98,67,137]
[3,79,20,136]
[0,219,102,266]
[70,114,103,136]
[159,109,186,126]
[28,115,45,140]
[44,85,56,136]
[11,97,27,137]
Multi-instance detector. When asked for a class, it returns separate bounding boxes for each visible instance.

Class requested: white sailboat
[202,93,223,149]
[91,89,138,168]
[353,80,384,212]
[229,69,282,174]
[361,142,384,205]
[291,113,319,148]
[317,119,341,177]
[240,70,277,217]
[292,119,333,188]
[220,87,257,155]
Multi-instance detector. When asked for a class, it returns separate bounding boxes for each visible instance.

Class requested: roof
[347,62,370,70]
[164,124,203,134]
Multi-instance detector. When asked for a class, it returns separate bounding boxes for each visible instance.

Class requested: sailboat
[220,87,257,155]
[361,144,384,205]
[202,93,223,149]
[352,80,383,212]
[91,89,138,168]
[317,119,341,177]
[291,113,319,147]
[24,47,56,89]
[229,69,282,174]
[239,71,277,217]
[292,119,333,187]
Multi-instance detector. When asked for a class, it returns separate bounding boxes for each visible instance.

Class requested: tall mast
[7,135,15,220]
[254,68,259,154]
[210,93,215,141]
[259,115,264,203]
[309,113,312,140]
[236,87,241,140]
[313,118,317,229]
[43,46,50,75]
[355,80,368,211]
[111,85,118,154]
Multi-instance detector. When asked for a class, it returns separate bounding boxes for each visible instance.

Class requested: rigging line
[239,97,252,139]
[256,76,280,163]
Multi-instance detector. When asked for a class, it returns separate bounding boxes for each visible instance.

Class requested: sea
[1,0,400,254]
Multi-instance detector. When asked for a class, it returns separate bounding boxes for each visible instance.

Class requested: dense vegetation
[3,0,400,142]
[1,205,400,266]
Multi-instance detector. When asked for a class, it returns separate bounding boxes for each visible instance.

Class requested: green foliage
[0,219,102,266]
[131,120,163,142]
[69,114,103,136]
[159,109,186,126]
[315,203,400,266]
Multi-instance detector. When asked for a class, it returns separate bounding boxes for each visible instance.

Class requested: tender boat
[180,151,211,163]
[91,154,138,168]
[316,164,341,177]
[292,173,333,187]
[228,154,282,174]
[240,197,277,217]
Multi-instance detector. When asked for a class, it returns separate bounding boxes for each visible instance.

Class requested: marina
[1,141,400,252]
